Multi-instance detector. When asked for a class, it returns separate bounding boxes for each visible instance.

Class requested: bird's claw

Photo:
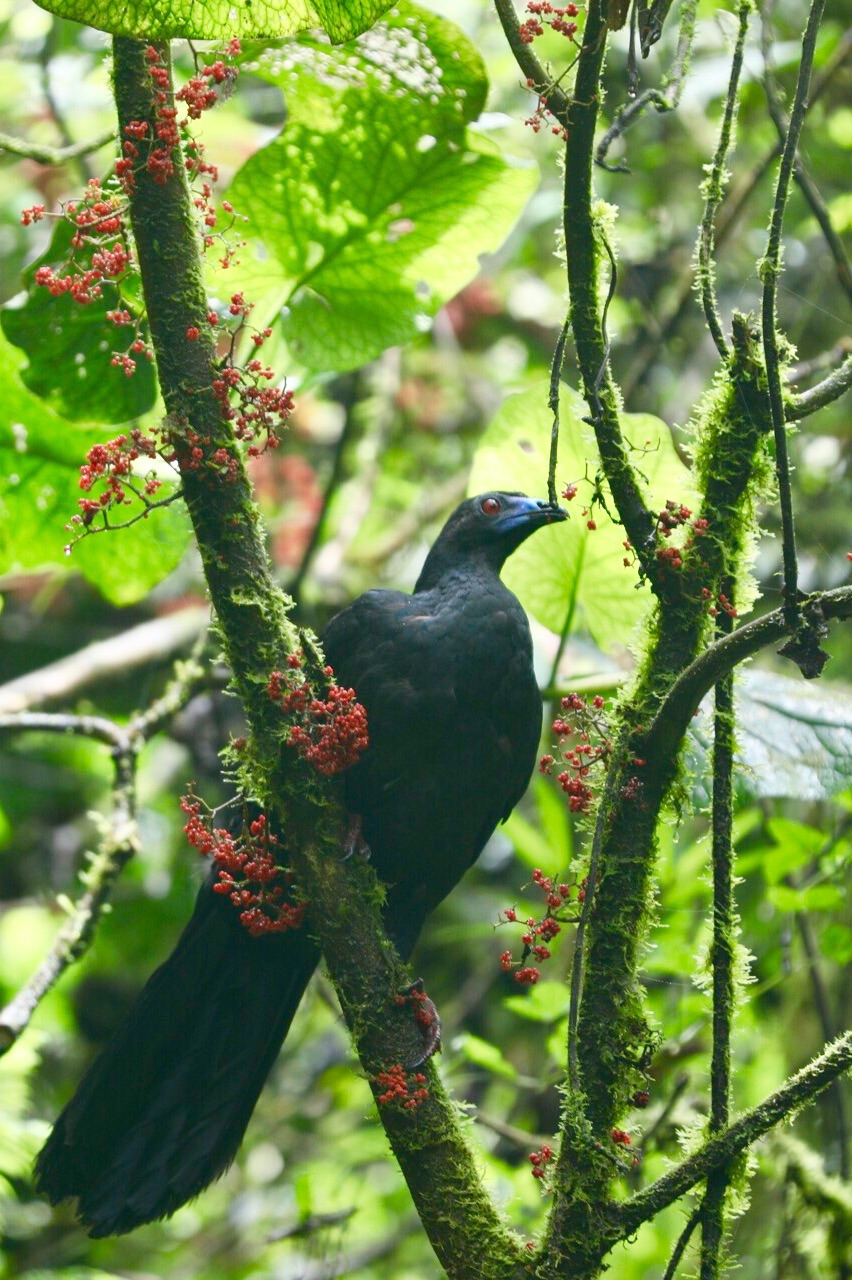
[342,815,371,862]
[395,977,442,1068]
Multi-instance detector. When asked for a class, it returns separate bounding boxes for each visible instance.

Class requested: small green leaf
[767,883,844,913]
[455,1032,517,1078]
[0,331,190,605]
[763,817,825,884]
[30,0,393,42]
[221,4,536,374]
[469,383,692,649]
[2,214,156,425]
[819,922,852,964]
[504,980,569,1023]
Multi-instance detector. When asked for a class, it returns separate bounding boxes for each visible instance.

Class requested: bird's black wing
[322,581,541,947]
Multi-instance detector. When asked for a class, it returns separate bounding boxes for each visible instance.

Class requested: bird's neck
[414,545,505,594]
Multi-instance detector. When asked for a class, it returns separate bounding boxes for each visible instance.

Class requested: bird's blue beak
[497,496,568,531]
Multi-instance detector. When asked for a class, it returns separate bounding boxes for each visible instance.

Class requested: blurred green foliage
[0,0,849,1275]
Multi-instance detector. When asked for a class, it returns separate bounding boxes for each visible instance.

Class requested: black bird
[35,491,566,1236]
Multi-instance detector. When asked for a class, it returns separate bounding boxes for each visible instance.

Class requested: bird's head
[415,492,567,590]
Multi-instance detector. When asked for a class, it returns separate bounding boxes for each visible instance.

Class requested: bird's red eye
[481,497,501,516]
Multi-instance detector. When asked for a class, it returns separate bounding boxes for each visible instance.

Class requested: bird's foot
[341,815,370,862]
[395,978,441,1067]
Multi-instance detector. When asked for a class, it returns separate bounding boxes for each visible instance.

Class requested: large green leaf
[2,215,157,426]
[0,332,190,605]
[31,0,393,42]
[469,383,693,651]
[687,670,852,805]
[735,670,852,802]
[220,4,536,374]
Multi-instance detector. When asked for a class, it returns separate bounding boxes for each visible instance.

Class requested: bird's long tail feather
[35,882,319,1237]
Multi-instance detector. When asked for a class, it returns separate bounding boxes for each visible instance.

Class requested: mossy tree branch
[110,36,526,1280]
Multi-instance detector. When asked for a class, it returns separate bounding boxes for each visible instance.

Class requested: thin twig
[0,638,212,1054]
[788,353,852,420]
[622,27,852,403]
[0,128,115,166]
[612,1030,852,1240]
[0,721,137,1054]
[786,340,851,386]
[637,1071,689,1153]
[475,1111,552,1149]
[548,317,572,506]
[760,0,827,628]
[663,1206,702,1280]
[0,710,133,752]
[696,0,752,361]
[596,0,698,172]
[760,4,852,306]
[0,605,210,714]
[287,382,358,602]
[700,586,737,1278]
[794,905,851,1180]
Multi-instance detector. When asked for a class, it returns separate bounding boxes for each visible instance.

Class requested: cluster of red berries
[176,53,238,120]
[22,39,244,389]
[539,692,610,815]
[24,179,151,381]
[373,1063,429,1109]
[499,867,581,986]
[181,794,307,937]
[198,294,295,455]
[654,499,709,573]
[268,653,369,777]
[523,89,569,141]
[26,177,135,303]
[529,1143,555,1185]
[63,428,170,547]
[519,3,583,140]
[701,587,738,619]
[133,43,238,189]
[519,2,580,42]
